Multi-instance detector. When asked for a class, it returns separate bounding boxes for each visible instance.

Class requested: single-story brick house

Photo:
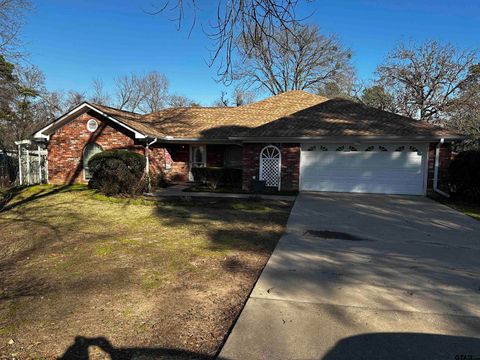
[33,90,461,195]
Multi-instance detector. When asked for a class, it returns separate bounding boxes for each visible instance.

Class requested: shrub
[88,150,146,195]
[191,167,242,189]
[449,150,480,201]
[150,171,170,189]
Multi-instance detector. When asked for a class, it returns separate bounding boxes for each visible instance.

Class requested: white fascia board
[229,135,463,143]
[14,139,32,145]
[33,103,147,140]
[159,137,238,144]
[33,103,89,139]
[84,104,146,139]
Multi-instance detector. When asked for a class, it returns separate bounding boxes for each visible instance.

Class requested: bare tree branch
[90,78,111,106]
[138,71,169,113]
[376,40,478,122]
[233,23,353,95]
[0,0,30,57]
[149,0,313,84]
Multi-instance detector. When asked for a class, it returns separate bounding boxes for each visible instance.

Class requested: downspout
[433,138,450,198]
[145,138,158,193]
[17,143,22,186]
[37,145,42,184]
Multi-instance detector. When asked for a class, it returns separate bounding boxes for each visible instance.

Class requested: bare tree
[150,0,310,82]
[234,23,353,95]
[65,90,86,110]
[137,71,169,113]
[114,73,146,111]
[90,78,111,106]
[112,71,170,113]
[37,90,65,119]
[0,0,30,57]
[448,64,480,149]
[212,90,229,107]
[232,86,255,106]
[376,40,478,122]
[168,93,196,107]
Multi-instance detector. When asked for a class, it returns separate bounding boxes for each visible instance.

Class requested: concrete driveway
[219,193,480,360]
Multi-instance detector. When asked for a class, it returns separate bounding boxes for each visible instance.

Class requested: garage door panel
[301,179,422,194]
[303,152,422,167]
[300,144,427,195]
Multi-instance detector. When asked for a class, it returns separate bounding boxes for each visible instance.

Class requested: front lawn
[0,185,292,359]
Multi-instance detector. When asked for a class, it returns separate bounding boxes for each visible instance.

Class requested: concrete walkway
[146,184,296,201]
[219,193,480,360]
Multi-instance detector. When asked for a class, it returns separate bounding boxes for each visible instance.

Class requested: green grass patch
[0,184,292,357]
[430,194,480,222]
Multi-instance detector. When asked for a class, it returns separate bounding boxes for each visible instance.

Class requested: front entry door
[189,145,206,181]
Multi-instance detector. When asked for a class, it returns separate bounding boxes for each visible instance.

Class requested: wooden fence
[0,145,48,187]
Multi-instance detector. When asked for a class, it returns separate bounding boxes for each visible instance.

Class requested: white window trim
[86,118,99,132]
[189,144,207,181]
[83,143,103,180]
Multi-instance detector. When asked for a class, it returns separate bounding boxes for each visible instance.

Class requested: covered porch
[154,143,244,187]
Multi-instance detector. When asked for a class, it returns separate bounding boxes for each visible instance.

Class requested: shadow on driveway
[322,332,480,360]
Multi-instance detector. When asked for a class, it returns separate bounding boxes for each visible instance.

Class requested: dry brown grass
[0,185,292,359]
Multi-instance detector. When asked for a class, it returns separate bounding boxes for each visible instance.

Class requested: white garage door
[300,143,428,195]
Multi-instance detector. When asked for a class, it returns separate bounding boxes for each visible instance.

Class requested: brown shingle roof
[90,90,461,140]
[141,90,328,138]
[236,98,461,139]
[90,103,166,138]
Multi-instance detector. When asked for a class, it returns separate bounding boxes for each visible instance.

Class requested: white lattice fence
[15,142,48,185]
[259,145,281,189]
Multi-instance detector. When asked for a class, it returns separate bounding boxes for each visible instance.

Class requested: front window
[224,146,243,168]
[83,143,103,179]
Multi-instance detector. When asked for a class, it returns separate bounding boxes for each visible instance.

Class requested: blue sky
[21,0,480,105]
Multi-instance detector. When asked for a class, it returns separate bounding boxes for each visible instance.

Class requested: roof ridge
[146,105,233,114]
[240,90,328,108]
[88,102,145,116]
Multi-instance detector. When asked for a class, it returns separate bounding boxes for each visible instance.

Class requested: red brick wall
[281,144,300,191]
[49,118,450,194]
[242,143,300,191]
[47,112,143,184]
[147,146,164,175]
[162,144,190,182]
[427,142,452,193]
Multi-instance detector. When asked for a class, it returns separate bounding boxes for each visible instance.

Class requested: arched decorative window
[319,146,328,151]
[83,143,103,180]
[395,146,405,152]
[259,145,281,189]
[336,145,345,151]
[378,145,388,152]
[409,145,419,152]
[364,145,375,151]
[348,146,358,151]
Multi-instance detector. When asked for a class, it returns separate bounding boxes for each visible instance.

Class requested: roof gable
[33,102,153,140]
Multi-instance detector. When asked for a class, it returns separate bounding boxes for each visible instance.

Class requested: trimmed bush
[191,167,242,189]
[88,150,146,195]
[449,150,480,201]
